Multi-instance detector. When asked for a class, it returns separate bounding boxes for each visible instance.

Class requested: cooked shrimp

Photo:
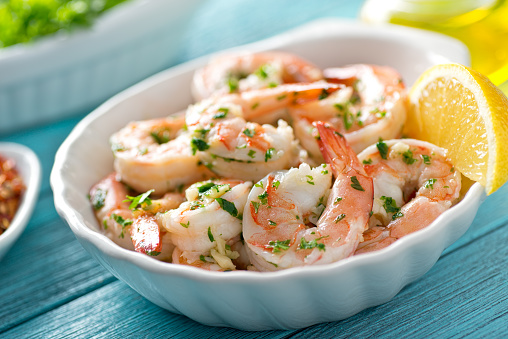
[191,51,323,101]
[110,113,214,195]
[354,139,461,254]
[290,64,406,162]
[243,122,373,271]
[89,172,184,261]
[185,83,340,181]
[160,179,252,271]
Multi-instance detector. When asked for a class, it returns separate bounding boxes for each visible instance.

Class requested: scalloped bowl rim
[51,19,484,282]
[0,143,41,259]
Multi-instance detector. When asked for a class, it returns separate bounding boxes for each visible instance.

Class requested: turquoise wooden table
[1,1,507,337]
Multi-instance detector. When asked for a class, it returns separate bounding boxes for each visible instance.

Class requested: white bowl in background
[0,0,203,133]
[51,19,482,330]
[0,143,41,260]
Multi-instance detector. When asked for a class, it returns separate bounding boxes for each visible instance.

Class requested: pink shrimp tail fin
[314,121,367,177]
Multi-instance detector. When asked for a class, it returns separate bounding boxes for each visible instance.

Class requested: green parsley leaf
[350,176,365,191]
[207,227,215,242]
[299,238,326,251]
[362,158,373,165]
[402,149,417,165]
[146,251,161,257]
[267,239,291,253]
[248,150,256,158]
[380,196,400,214]
[425,178,437,189]
[251,201,260,214]
[334,214,346,223]
[91,188,107,210]
[392,211,404,220]
[124,189,154,210]
[265,148,275,162]
[243,128,255,138]
[150,127,171,144]
[190,138,210,155]
[376,139,389,159]
[422,154,431,165]
[216,198,240,219]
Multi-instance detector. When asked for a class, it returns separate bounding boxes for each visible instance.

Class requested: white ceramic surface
[51,19,484,330]
[0,143,41,260]
[0,0,202,133]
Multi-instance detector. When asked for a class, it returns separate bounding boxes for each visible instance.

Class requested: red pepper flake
[0,155,25,235]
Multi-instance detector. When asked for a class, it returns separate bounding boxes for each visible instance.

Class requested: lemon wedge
[405,63,508,195]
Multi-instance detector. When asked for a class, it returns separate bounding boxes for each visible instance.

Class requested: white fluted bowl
[51,19,484,330]
[0,0,202,133]
[0,143,41,260]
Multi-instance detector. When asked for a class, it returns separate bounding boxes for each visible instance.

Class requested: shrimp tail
[313,121,368,177]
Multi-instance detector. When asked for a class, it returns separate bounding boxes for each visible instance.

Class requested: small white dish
[51,18,482,330]
[0,143,41,260]
[0,0,203,133]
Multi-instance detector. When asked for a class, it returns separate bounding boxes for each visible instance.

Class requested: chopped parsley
[299,237,326,251]
[268,220,277,226]
[334,214,346,223]
[200,255,207,262]
[248,150,256,158]
[216,198,240,219]
[198,182,216,194]
[251,201,260,214]
[306,175,315,185]
[227,77,239,92]
[402,149,417,165]
[180,221,190,228]
[207,227,215,242]
[258,191,268,205]
[350,176,365,191]
[422,154,431,165]
[376,139,389,159]
[362,158,373,165]
[123,189,154,210]
[150,128,171,144]
[213,108,228,119]
[318,89,330,100]
[334,197,343,205]
[392,211,404,220]
[190,137,210,155]
[267,239,291,253]
[272,181,280,189]
[265,148,275,162]
[111,214,133,239]
[243,128,255,138]
[91,188,107,210]
[380,196,400,214]
[146,251,161,257]
[425,178,437,189]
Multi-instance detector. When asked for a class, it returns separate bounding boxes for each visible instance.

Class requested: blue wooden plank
[3,221,507,338]
[0,193,115,332]
[288,223,508,339]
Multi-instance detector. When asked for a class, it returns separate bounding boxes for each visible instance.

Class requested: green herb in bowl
[0,0,130,48]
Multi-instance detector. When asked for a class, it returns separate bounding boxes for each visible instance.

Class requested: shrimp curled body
[111,114,213,195]
[355,139,461,254]
[192,51,324,101]
[290,64,406,162]
[243,122,373,271]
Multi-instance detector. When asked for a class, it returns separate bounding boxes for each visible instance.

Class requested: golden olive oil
[361,0,508,87]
